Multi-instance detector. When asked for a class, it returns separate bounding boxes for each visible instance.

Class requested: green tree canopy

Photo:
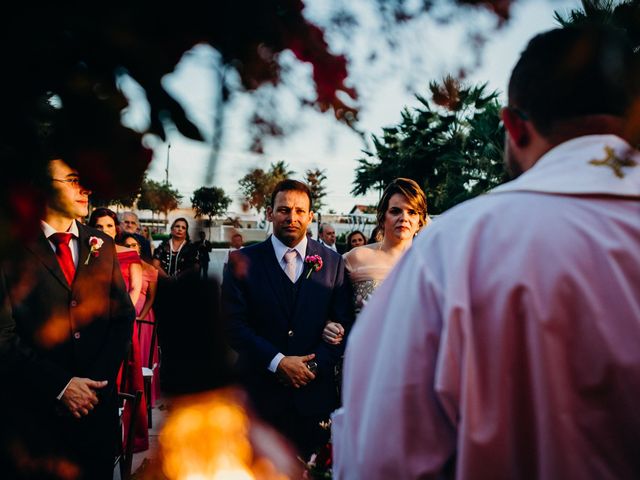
[305,168,328,212]
[353,77,508,214]
[554,0,640,50]
[191,186,232,224]
[138,179,183,219]
[239,161,294,215]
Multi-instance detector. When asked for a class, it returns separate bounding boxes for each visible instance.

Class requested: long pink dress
[117,249,149,452]
[135,265,160,405]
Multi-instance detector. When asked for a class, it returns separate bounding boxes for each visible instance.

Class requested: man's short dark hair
[270,179,313,210]
[508,25,640,135]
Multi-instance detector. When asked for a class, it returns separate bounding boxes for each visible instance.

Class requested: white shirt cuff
[57,379,73,400]
[268,353,285,372]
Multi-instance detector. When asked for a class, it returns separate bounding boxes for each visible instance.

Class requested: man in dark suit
[222,179,354,457]
[318,223,337,252]
[193,231,212,279]
[0,159,135,479]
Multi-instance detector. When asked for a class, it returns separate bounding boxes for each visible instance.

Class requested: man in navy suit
[0,159,135,479]
[222,179,354,457]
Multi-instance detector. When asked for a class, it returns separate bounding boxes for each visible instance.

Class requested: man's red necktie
[49,232,76,285]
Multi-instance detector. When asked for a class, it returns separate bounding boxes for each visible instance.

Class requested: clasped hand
[61,377,108,419]
[322,322,344,345]
[277,354,316,388]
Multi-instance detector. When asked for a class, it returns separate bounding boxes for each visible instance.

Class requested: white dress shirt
[333,135,640,479]
[267,234,308,372]
[41,220,80,266]
[320,240,337,252]
[41,219,81,400]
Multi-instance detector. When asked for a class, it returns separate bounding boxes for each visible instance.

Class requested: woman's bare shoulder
[344,244,380,268]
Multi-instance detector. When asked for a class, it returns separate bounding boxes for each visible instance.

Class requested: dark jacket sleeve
[0,267,72,400]
[221,251,279,370]
[313,254,355,376]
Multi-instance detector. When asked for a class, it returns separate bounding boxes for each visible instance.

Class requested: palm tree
[554,0,640,51]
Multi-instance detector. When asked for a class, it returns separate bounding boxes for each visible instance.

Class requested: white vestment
[333,135,640,479]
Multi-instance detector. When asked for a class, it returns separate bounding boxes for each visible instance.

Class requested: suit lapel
[291,240,321,323]
[26,230,72,291]
[74,222,93,288]
[258,239,293,317]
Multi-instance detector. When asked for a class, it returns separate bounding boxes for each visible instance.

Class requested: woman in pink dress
[121,233,160,405]
[89,208,149,452]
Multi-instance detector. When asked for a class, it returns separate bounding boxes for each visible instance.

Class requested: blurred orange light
[159,389,291,480]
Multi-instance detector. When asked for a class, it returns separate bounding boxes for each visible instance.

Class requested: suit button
[288,330,294,337]
[70,300,78,307]
[73,332,81,340]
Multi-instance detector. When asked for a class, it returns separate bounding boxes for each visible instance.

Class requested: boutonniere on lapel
[304,255,323,279]
[84,236,104,265]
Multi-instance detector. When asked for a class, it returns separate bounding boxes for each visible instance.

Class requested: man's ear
[502,107,529,147]
[266,206,273,222]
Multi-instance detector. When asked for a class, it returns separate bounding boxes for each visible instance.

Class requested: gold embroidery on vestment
[589,145,637,178]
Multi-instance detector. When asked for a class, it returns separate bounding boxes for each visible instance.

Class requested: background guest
[88,208,149,452]
[230,232,244,250]
[121,211,152,261]
[345,230,366,252]
[140,225,155,256]
[89,208,142,306]
[318,223,338,252]
[152,218,200,280]
[223,232,245,271]
[121,233,160,407]
[193,231,212,279]
[367,226,382,244]
[152,218,199,392]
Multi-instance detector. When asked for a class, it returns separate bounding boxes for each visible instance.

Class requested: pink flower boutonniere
[84,236,104,265]
[304,255,323,279]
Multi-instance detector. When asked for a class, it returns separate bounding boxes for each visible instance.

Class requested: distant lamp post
[165,143,171,185]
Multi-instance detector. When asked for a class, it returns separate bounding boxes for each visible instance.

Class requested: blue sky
[122,0,579,215]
